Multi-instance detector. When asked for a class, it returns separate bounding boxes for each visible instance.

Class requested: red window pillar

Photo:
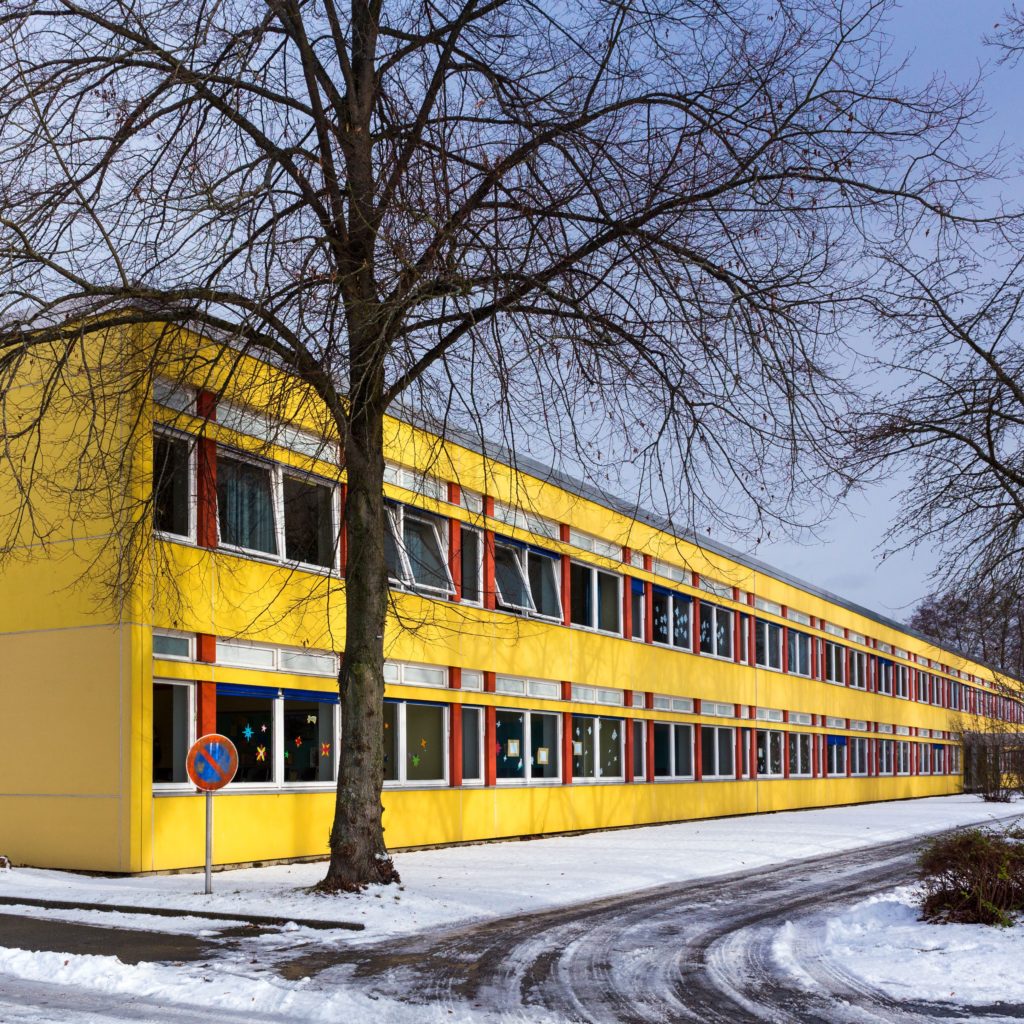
[692,595,702,652]
[733,611,742,663]
[449,703,463,787]
[781,625,789,673]
[484,706,497,786]
[644,581,654,644]
[196,632,217,736]
[196,390,218,550]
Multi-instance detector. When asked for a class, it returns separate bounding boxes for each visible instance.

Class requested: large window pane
[462,707,482,781]
[152,682,189,783]
[530,712,560,780]
[496,710,526,779]
[217,694,274,783]
[153,434,189,536]
[283,476,334,568]
[572,716,596,777]
[403,515,452,592]
[717,727,734,777]
[570,563,593,627]
[716,608,732,658]
[699,602,714,654]
[495,544,534,611]
[672,598,690,648]
[701,726,716,777]
[770,732,783,775]
[631,587,644,640]
[652,591,670,644]
[528,553,562,619]
[383,700,399,781]
[217,455,277,554]
[674,724,693,777]
[461,529,481,603]
[598,718,622,778]
[405,703,446,782]
[597,572,620,633]
[633,719,645,778]
[653,722,672,777]
[282,699,335,782]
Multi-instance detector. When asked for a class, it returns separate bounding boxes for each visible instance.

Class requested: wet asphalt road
[1,835,1023,1022]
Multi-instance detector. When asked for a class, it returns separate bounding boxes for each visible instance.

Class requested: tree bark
[321,391,400,890]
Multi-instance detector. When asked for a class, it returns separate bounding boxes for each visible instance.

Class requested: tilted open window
[385,504,455,595]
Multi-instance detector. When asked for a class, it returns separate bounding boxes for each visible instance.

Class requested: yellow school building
[0,328,1017,873]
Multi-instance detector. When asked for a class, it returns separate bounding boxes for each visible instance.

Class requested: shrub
[918,826,1024,926]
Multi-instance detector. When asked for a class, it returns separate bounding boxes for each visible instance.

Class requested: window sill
[216,542,340,578]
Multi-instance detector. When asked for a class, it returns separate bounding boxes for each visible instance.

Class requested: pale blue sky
[754,1,1019,620]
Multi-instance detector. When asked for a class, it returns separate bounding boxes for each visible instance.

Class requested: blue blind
[827,735,847,747]
[216,682,277,699]
[632,578,645,595]
[281,688,339,704]
[529,545,559,560]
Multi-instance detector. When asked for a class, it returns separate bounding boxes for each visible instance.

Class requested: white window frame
[824,641,846,685]
[739,614,750,665]
[754,619,783,671]
[653,721,694,780]
[877,660,893,696]
[896,740,911,775]
[632,718,647,780]
[849,650,867,690]
[383,700,450,788]
[152,427,197,544]
[755,729,785,778]
[850,736,869,776]
[152,630,195,661]
[787,731,812,777]
[494,540,562,621]
[572,715,625,783]
[570,560,622,635]
[460,705,485,786]
[895,663,909,699]
[787,629,811,677]
[278,696,341,789]
[459,526,484,607]
[386,504,455,596]
[701,724,736,780]
[650,588,692,650]
[630,581,646,641]
[827,738,848,777]
[699,601,733,660]
[494,708,562,786]
[151,679,196,792]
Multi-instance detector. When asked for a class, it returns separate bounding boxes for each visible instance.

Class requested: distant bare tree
[0,0,1001,888]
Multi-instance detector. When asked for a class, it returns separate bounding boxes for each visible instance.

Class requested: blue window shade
[495,533,527,550]
[632,578,645,595]
[827,735,847,747]
[281,688,338,704]
[879,657,893,668]
[216,682,278,699]
[652,584,671,597]
[529,545,559,560]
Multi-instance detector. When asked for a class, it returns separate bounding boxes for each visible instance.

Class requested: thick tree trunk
[321,396,400,890]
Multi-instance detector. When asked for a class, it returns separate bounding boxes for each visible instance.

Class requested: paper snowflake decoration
[242,724,254,742]
[256,745,266,762]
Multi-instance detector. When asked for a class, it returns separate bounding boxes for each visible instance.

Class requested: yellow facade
[0,328,1013,873]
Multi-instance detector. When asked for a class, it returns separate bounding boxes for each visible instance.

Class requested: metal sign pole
[205,790,213,895]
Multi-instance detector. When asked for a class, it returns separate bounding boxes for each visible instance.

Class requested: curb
[0,895,364,931]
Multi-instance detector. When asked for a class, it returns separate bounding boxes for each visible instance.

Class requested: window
[879,739,894,775]
[495,710,560,783]
[933,745,945,774]
[573,716,624,781]
[895,663,909,699]
[701,725,735,779]
[850,737,868,776]
[153,632,191,660]
[877,659,893,696]
[787,630,810,677]
[217,450,337,568]
[630,580,645,640]
[918,742,931,775]
[152,682,192,784]
[739,614,750,664]
[282,697,336,782]
[824,642,846,685]
[461,707,483,783]
[755,620,782,670]
[153,432,191,538]
[217,693,275,783]
[756,729,784,777]
[461,527,482,604]
[632,719,646,779]
[896,740,911,775]
[651,588,691,648]
[827,736,847,776]
[849,651,867,690]
[282,475,334,568]
[653,722,693,779]
[917,672,930,705]
[699,602,732,659]
[788,732,812,777]
[383,700,448,785]
[386,505,454,594]
[494,540,562,619]
[570,562,621,633]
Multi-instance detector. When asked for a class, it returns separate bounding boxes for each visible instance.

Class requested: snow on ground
[0,795,1020,942]
[773,884,1024,1007]
[0,796,1022,1023]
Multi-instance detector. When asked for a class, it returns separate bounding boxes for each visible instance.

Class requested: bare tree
[0,0,998,889]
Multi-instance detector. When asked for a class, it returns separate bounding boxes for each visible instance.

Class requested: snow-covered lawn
[773,885,1024,1008]
[1,794,1020,942]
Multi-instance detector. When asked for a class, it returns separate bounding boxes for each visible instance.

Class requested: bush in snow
[918,826,1024,926]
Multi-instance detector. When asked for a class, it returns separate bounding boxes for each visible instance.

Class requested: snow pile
[774,886,1024,1006]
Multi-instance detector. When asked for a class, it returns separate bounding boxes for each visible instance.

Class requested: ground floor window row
[153,682,963,788]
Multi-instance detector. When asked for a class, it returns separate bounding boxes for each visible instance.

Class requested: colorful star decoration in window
[255,745,266,762]
[321,742,331,757]
[294,736,303,747]
[242,724,254,742]
[420,738,428,749]
[261,724,267,733]
[307,714,317,724]
[411,755,421,767]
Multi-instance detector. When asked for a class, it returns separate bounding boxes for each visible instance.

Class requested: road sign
[186,734,238,792]
[185,734,238,894]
